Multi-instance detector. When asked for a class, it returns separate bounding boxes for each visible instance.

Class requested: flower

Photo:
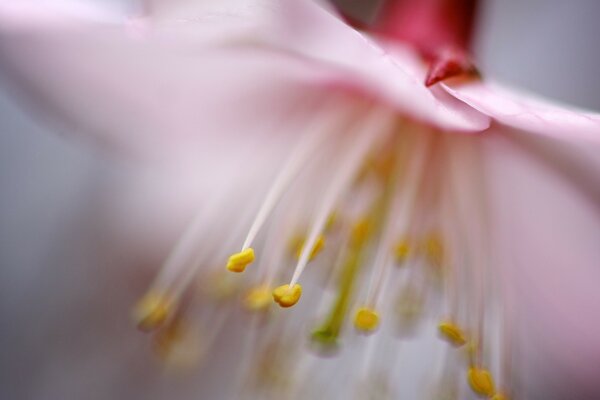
[1,0,600,399]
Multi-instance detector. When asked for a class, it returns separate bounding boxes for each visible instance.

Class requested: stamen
[272,284,302,308]
[234,100,351,270]
[133,290,173,332]
[353,307,380,333]
[289,107,395,288]
[467,367,496,397]
[254,196,303,290]
[226,248,255,273]
[438,320,467,347]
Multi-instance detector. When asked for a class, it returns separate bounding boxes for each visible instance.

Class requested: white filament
[240,99,350,251]
[151,194,222,291]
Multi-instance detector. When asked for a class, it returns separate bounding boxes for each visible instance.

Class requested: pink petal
[0,3,339,158]
[0,0,490,147]
[484,126,600,397]
[442,80,600,143]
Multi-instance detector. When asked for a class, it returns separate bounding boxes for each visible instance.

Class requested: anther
[438,320,467,347]
[467,367,496,397]
[272,284,302,308]
[133,290,173,332]
[244,285,272,311]
[354,307,380,333]
[226,248,255,273]
[491,394,508,400]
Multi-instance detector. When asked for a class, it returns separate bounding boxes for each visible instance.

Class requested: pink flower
[1,0,600,399]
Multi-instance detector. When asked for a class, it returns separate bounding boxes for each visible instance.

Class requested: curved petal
[0,0,490,154]
[442,80,600,143]
[266,0,490,132]
[483,127,600,398]
[440,66,600,396]
[0,2,341,158]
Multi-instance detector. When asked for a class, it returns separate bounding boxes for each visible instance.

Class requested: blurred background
[1,0,599,399]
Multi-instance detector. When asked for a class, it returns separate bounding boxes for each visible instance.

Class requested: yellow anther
[133,290,173,332]
[438,321,467,347]
[295,234,325,261]
[394,238,411,263]
[491,394,508,400]
[354,307,380,333]
[423,233,444,267]
[244,285,272,311]
[226,248,255,273]
[272,284,302,308]
[467,367,496,397]
[351,218,371,247]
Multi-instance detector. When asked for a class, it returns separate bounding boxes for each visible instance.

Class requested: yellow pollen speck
[438,321,467,347]
[354,307,380,333]
[394,238,411,263]
[295,234,325,261]
[244,285,272,311]
[133,290,173,332]
[226,248,255,273]
[467,367,496,397]
[272,284,302,308]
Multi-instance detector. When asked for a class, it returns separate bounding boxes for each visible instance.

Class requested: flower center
[132,97,511,399]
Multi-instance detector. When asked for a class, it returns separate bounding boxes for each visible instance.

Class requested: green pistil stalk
[311,153,398,351]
